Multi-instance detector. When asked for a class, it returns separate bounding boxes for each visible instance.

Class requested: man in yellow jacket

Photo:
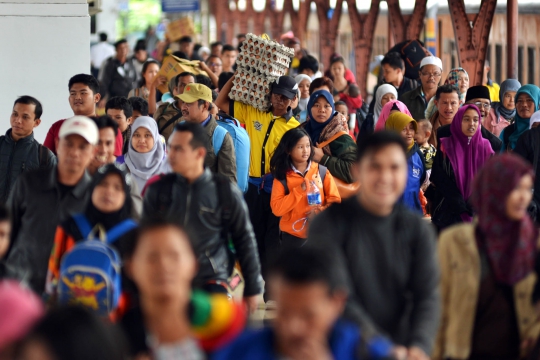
[483,60,500,102]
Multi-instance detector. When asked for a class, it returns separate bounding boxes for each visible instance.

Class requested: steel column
[507,0,518,79]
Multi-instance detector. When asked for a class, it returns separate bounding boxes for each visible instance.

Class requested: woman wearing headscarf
[434,154,540,360]
[385,112,426,214]
[484,79,521,137]
[122,116,169,194]
[303,90,357,184]
[426,105,494,232]
[500,85,540,152]
[425,68,469,120]
[295,74,311,112]
[357,85,398,143]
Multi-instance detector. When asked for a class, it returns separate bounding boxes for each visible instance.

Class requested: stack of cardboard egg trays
[229,33,295,112]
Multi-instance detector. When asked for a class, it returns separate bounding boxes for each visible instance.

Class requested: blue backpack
[58,214,137,317]
[213,114,251,193]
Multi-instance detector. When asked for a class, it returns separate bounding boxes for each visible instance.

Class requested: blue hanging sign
[162,0,200,13]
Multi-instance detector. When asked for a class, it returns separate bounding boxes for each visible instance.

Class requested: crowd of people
[1,30,540,360]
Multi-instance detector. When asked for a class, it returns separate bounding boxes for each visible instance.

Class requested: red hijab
[470,154,538,285]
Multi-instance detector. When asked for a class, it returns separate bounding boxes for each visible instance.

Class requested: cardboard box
[156,55,207,94]
[166,17,195,43]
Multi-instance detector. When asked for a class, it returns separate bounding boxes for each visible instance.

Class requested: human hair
[218,72,234,90]
[92,115,119,135]
[193,43,202,53]
[334,101,347,109]
[175,72,196,86]
[114,39,127,48]
[236,33,246,39]
[210,41,222,48]
[269,246,348,296]
[14,96,43,119]
[128,96,149,116]
[222,44,236,54]
[356,131,407,162]
[195,74,214,89]
[179,36,193,44]
[106,96,133,118]
[206,55,221,64]
[172,121,208,150]
[348,84,360,97]
[417,118,433,132]
[0,203,11,223]
[329,56,346,68]
[69,74,100,95]
[99,32,108,42]
[435,84,459,100]
[299,55,319,74]
[309,77,334,95]
[134,39,146,52]
[172,51,188,60]
[381,52,405,71]
[270,127,314,181]
[22,306,127,360]
[139,59,160,87]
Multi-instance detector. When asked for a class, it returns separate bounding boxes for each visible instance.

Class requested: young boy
[415,119,436,192]
[106,96,133,155]
[0,205,14,279]
[128,96,148,119]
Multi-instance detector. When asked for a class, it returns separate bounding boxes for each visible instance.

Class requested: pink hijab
[375,100,413,131]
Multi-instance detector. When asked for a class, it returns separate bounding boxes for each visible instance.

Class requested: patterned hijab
[470,154,537,285]
[444,67,468,102]
[508,85,540,150]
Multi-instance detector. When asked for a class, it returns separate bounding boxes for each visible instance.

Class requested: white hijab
[374,84,398,124]
[295,74,312,111]
[530,110,540,129]
[124,116,169,194]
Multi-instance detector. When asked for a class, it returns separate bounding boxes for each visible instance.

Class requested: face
[180,41,193,55]
[457,71,469,94]
[16,339,55,360]
[311,97,333,124]
[116,42,129,60]
[132,127,155,153]
[299,80,310,99]
[168,131,206,176]
[435,92,460,123]
[382,64,401,84]
[211,44,222,56]
[221,50,237,69]
[10,103,40,140]
[91,173,126,213]
[0,221,11,259]
[335,104,348,119]
[91,128,116,168]
[381,93,396,107]
[502,91,517,110]
[57,135,95,175]
[401,122,415,147]
[143,63,159,87]
[291,96,299,110]
[271,277,345,353]
[461,108,480,137]
[330,62,345,79]
[289,136,311,164]
[176,75,195,95]
[69,83,100,116]
[129,226,196,300]
[107,108,132,132]
[419,64,442,91]
[182,101,208,122]
[466,98,491,119]
[132,110,143,120]
[505,174,534,221]
[516,94,536,118]
[271,93,294,113]
[354,144,408,210]
[206,57,223,76]
[414,125,430,145]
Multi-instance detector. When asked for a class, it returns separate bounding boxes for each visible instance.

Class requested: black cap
[465,85,491,103]
[271,76,298,100]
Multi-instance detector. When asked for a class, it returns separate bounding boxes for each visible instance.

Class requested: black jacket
[142,169,262,296]
[514,127,540,204]
[6,167,92,293]
[100,57,137,98]
[0,130,56,204]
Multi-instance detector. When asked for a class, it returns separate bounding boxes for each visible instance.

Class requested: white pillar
[0,0,90,142]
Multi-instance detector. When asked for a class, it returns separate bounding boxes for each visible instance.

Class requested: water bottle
[307,180,322,206]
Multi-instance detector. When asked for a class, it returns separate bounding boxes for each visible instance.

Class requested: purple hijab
[440,104,494,221]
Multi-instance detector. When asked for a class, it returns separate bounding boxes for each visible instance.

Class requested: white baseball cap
[420,56,443,71]
[59,116,99,145]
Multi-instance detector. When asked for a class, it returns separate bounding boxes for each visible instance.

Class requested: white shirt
[90,41,115,69]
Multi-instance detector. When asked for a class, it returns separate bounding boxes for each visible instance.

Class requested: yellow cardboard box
[166,17,195,42]
[157,55,207,94]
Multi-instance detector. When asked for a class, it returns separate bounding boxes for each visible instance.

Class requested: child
[270,128,341,245]
[415,119,437,191]
[338,84,362,116]
[0,205,13,279]
[335,101,355,137]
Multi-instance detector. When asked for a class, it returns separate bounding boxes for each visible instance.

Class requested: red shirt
[44,119,123,157]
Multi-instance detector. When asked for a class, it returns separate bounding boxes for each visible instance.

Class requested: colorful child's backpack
[58,214,137,317]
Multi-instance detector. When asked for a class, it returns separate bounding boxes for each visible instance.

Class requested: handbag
[317,131,360,199]
[527,130,540,223]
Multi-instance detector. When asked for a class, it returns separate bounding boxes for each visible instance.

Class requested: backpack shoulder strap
[107,219,138,243]
[214,174,232,237]
[279,178,289,195]
[212,124,228,156]
[73,214,93,240]
[159,110,183,134]
[318,164,327,184]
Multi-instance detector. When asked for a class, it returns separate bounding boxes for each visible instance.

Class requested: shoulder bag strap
[317,131,350,149]
[159,110,183,134]
[107,219,138,243]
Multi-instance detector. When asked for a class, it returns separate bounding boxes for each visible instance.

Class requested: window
[495,45,502,84]
[528,47,536,85]
[518,46,524,83]
[90,15,96,35]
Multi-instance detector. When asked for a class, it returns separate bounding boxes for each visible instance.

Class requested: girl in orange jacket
[270,128,341,244]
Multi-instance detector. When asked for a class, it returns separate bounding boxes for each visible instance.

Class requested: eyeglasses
[420,72,442,78]
[208,62,222,67]
[473,102,491,109]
